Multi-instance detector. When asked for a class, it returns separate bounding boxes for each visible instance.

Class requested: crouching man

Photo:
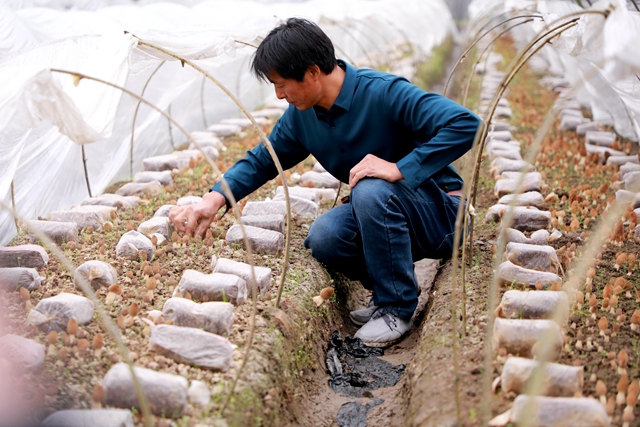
[170,18,481,347]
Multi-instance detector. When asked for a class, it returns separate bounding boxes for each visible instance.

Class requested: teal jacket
[211,60,481,204]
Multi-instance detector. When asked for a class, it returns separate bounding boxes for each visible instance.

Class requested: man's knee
[305,209,359,264]
[305,214,339,256]
[350,178,395,212]
[303,218,323,251]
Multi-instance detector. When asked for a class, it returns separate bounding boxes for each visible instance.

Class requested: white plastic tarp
[0,0,455,246]
[467,0,640,142]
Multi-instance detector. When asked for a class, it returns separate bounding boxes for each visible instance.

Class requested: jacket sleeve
[209,109,310,206]
[387,78,481,190]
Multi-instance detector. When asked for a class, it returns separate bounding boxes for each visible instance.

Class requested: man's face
[268,69,320,111]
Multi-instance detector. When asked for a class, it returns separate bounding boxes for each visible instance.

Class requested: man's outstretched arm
[169,110,310,237]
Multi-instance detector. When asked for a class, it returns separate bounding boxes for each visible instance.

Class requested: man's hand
[349,154,404,188]
[169,191,227,238]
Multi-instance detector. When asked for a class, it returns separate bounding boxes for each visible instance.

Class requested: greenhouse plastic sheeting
[0,0,455,246]
[466,0,640,143]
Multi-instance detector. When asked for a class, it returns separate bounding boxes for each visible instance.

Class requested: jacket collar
[331,59,356,111]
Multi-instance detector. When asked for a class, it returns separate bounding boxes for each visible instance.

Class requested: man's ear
[307,65,321,80]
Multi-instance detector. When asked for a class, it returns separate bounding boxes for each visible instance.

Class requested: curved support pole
[457,19,534,335]
[381,16,413,49]
[129,37,293,416]
[200,75,208,128]
[465,2,510,40]
[468,9,610,222]
[448,19,586,424]
[131,38,292,288]
[49,66,259,420]
[323,18,375,67]
[469,14,601,214]
[235,55,251,117]
[81,145,92,197]
[333,42,358,67]
[234,39,259,49]
[348,17,393,70]
[378,15,416,63]
[464,10,609,424]
[462,19,534,107]
[443,14,543,97]
[167,104,174,149]
[1,198,155,427]
[11,180,18,233]
[130,61,165,179]
[331,182,342,209]
[489,69,629,426]
[447,116,486,427]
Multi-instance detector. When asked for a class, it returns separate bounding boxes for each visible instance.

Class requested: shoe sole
[361,336,403,348]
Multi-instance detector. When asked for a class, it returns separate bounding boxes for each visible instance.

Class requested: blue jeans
[304,178,461,320]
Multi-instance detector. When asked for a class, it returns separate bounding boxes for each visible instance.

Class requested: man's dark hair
[251,18,337,82]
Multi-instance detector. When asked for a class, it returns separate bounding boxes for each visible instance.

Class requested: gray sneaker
[349,298,379,326]
[354,308,412,347]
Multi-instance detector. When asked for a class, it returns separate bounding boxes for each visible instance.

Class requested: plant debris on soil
[336,397,384,427]
[326,331,404,398]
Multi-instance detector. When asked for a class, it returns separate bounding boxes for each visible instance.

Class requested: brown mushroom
[618,349,629,375]
[46,330,58,356]
[599,316,609,340]
[622,278,633,298]
[129,302,139,317]
[106,283,123,304]
[77,338,89,357]
[629,381,640,401]
[618,375,630,405]
[628,253,637,276]
[143,289,154,303]
[575,290,584,309]
[604,284,613,299]
[610,295,619,314]
[46,330,58,345]
[92,333,103,358]
[92,384,104,409]
[589,294,597,315]
[596,379,608,405]
[67,318,78,345]
[623,405,634,427]
[612,220,625,245]
[606,396,616,416]
[631,310,640,331]
[19,287,30,302]
[616,253,628,270]
[57,347,68,361]
[116,315,125,330]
